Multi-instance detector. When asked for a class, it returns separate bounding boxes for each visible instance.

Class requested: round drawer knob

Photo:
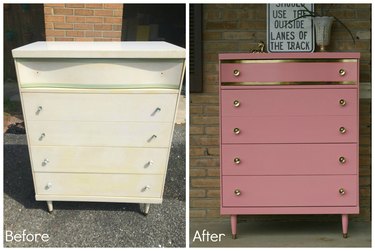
[36,106,43,115]
[339,69,346,76]
[233,128,240,135]
[234,189,241,196]
[141,185,151,192]
[339,156,346,164]
[234,158,241,164]
[339,99,346,106]
[233,100,240,107]
[39,133,46,141]
[339,188,345,195]
[42,158,50,166]
[339,127,346,134]
[45,182,52,190]
[233,69,240,77]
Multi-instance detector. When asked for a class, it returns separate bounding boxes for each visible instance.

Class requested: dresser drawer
[27,121,173,147]
[221,89,357,117]
[220,61,357,84]
[31,146,169,174]
[16,58,184,89]
[221,116,357,143]
[35,173,164,198]
[222,144,357,175]
[22,93,178,122]
[222,175,357,207]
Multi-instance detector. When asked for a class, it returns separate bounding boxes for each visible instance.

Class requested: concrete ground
[190,219,371,247]
[3,91,186,247]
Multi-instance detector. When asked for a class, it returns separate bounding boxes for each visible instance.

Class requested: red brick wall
[190,4,371,222]
[44,3,123,41]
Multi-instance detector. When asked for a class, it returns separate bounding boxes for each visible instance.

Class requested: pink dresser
[219,53,360,239]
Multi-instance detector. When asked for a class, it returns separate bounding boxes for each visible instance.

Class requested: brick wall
[190,4,371,222]
[44,3,123,41]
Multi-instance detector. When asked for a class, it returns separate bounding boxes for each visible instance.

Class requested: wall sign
[267,4,315,52]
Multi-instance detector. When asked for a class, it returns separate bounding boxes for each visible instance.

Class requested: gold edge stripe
[222,81,356,86]
[220,59,357,64]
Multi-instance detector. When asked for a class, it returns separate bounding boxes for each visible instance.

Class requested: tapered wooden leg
[47,201,53,213]
[144,203,150,215]
[231,215,237,239]
[342,214,348,238]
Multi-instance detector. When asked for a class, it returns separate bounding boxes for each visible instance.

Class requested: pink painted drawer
[221,144,357,175]
[220,62,357,83]
[221,116,357,143]
[222,175,357,207]
[221,89,357,117]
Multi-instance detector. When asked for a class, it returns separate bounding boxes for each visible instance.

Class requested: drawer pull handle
[233,69,240,77]
[45,182,52,190]
[39,133,46,141]
[233,128,241,135]
[234,189,241,196]
[234,158,241,164]
[36,106,43,115]
[42,158,50,166]
[151,107,161,116]
[339,99,346,106]
[147,134,157,142]
[141,185,151,192]
[339,156,346,164]
[339,188,345,195]
[233,100,240,107]
[145,160,154,168]
[339,127,346,134]
[339,69,346,76]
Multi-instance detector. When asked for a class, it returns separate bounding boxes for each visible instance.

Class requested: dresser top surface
[219,52,360,60]
[12,41,185,59]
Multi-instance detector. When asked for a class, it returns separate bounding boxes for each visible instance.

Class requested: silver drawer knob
[233,128,240,135]
[145,160,154,168]
[147,134,157,142]
[42,158,50,166]
[339,99,346,106]
[141,185,151,192]
[45,182,52,190]
[39,133,46,141]
[151,107,161,116]
[36,106,43,115]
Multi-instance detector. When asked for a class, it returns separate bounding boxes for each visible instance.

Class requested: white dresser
[12,41,185,213]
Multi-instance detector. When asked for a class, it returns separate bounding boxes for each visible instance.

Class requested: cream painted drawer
[22,93,178,122]
[31,146,169,174]
[27,121,173,147]
[35,173,164,198]
[16,58,184,89]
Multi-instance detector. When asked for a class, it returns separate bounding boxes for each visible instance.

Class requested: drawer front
[16,58,184,89]
[27,121,173,147]
[31,146,169,174]
[222,175,357,207]
[221,89,357,117]
[35,173,164,198]
[221,116,357,143]
[221,144,357,175]
[22,93,178,122]
[220,62,357,83]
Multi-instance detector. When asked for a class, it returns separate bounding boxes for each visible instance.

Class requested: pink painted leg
[342,214,348,238]
[231,215,237,239]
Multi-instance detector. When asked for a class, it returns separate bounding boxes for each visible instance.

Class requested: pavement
[190,219,371,247]
[3,93,186,247]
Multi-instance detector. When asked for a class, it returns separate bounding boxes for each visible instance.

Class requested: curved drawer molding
[17,58,184,89]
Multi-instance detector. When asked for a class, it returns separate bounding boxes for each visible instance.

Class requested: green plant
[285,4,355,44]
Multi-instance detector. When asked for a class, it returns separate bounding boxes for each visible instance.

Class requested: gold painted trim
[220,59,357,64]
[221,81,356,86]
